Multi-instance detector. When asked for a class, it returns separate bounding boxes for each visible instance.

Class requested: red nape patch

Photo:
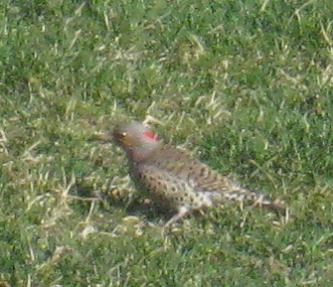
[143,130,159,141]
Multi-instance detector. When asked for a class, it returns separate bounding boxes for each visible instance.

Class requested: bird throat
[129,143,161,162]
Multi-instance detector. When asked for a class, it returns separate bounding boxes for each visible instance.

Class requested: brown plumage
[113,121,284,226]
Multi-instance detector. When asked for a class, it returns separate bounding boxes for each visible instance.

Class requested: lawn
[1,0,333,286]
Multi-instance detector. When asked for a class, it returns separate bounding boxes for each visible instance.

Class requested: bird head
[113,121,161,160]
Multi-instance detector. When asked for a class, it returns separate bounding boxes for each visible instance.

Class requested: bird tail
[221,184,285,212]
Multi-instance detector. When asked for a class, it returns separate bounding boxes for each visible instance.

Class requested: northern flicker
[112,121,284,226]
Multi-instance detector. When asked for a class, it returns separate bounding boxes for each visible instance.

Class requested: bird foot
[164,206,190,228]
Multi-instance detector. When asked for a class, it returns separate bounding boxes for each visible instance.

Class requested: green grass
[1,0,333,286]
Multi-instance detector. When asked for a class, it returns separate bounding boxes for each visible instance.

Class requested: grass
[1,0,333,286]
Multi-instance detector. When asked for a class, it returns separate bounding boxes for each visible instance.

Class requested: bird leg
[164,206,190,227]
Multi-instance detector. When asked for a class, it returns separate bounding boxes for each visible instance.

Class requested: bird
[112,121,284,226]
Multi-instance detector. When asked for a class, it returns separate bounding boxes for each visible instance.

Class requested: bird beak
[92,131,113,142]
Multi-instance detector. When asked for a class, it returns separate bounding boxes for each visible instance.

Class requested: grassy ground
[1,0,333,286]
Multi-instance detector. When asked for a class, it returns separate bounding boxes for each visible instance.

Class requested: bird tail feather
[221,185,285,212]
